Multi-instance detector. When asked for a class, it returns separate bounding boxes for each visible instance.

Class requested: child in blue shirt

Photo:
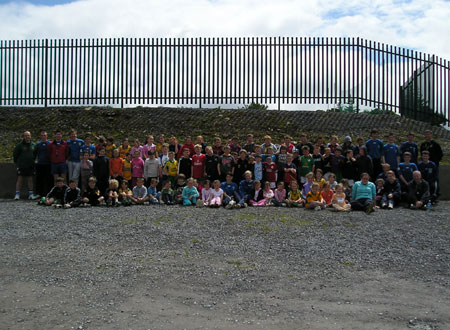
[382,133,401,171]
[147,178,161,204]
[398,152,418,189]
[182,178,199,206]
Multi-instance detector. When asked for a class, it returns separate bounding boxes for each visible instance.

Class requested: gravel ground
[0,200,449,330]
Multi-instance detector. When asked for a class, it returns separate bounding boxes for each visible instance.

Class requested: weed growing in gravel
[342,261,354,267]
[227,260,255,270]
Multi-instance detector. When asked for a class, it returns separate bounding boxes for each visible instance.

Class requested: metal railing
[0,37,449,122]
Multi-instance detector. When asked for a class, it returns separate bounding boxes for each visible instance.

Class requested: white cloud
[0,0,448,59]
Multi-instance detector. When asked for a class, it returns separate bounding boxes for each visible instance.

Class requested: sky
[0,0,449,61]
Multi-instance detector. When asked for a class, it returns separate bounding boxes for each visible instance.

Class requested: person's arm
[13,143,20,165]
[351,183,357,200]
[420,182,430,203]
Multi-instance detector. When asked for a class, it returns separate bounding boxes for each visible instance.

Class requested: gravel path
[1,200,449,330]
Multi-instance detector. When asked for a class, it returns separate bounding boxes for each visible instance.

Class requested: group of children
[22,129,441,211]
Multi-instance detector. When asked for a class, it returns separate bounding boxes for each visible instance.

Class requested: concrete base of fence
[1,162,449,200]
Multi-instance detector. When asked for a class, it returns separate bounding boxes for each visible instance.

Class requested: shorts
[17,167,34,176]
[51,162,67,175]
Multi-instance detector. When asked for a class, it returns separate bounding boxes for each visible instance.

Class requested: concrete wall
[1,163,449,200]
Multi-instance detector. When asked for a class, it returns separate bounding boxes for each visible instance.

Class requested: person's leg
[363,198,374,212]
[67,161,74,181]
[272,199,281,207]
[15,175,23,198]
[256,199,267,206]
[35,164,44,197]
[333,204,344,211]
[183,198,190,206]
[72,162,81,183]
[350,199,364,211]
[381,195,388,208]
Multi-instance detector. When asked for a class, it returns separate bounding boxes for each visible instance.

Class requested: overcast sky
[0,0,449,60]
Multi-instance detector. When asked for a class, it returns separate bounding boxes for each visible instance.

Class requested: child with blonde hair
[332,184,351,211]
[209,180,224,208]
[106,179,120,206]
[286,181,303,207]
[305,182,325,210]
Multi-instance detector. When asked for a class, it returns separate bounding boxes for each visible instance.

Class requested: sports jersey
[282,162,297,183]
[105,144,116,159]
[164,159,178,177]
[67,138,85,162]
[398,162,418,183]
[365,139,384,159]
[305,191,322,208]
[382,143,401,170]
[119,145,131,159]
[299,155,315,177]
[288,189,301,201]
[264,162,278,182]
[192,153,206,179]
[122,159,132,180]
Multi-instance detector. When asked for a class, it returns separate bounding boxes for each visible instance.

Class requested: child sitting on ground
[209,180,224,208]
[375,178,385,208]
[131,177,148,204]
[286,181,303,207]
[174,174,186,204]
[248,180,265,206]
[64,179,82,208]
[200,180,213,207]
[262,181,275,206]
[82,177,104,206]
[118,180,132,206]
[332,184,351,212]
[147,178,161,205]
[340,178,352,201]
[161,181,175,205]
[273,181,286,207]
[320,182,334,207]
[106,179,120,206]
[305,182,325,210]
[182,178,199,206]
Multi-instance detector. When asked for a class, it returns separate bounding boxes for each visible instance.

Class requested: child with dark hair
[118,180,132,206]
[80,151,93,191]
[356,146,373,179]
[205,146,220,182]
[40,177,68,207]
[93,147,109,195]
[82,177,104,206]
[131,150,145,188]
[64,179,82,208]
[161,181,175,205]
[233,149,250,184]
[178,148,192,179]
[418,151,438,202]
[174,174,187,204]
[147,178,161,205]
[219,146,235,182]
[104,137,116,159]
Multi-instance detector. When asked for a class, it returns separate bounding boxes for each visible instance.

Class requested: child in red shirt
[191,144,206,179]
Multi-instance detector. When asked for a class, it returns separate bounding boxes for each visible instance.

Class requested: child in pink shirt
[273,181,286,207]
[131,150,145,188]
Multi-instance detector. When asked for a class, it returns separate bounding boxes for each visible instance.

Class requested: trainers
[64,204,71,209]
[243,203,248,208]
[314,206,322,211]
[225,203,233,209]
[14,193,20,200]
[281,203,287,207]
[234,203,241,209]
[365,203,374,214]
[388,201,394,209]
[381,202,387,209]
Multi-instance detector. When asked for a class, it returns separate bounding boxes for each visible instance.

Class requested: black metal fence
[0,37,449,122]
